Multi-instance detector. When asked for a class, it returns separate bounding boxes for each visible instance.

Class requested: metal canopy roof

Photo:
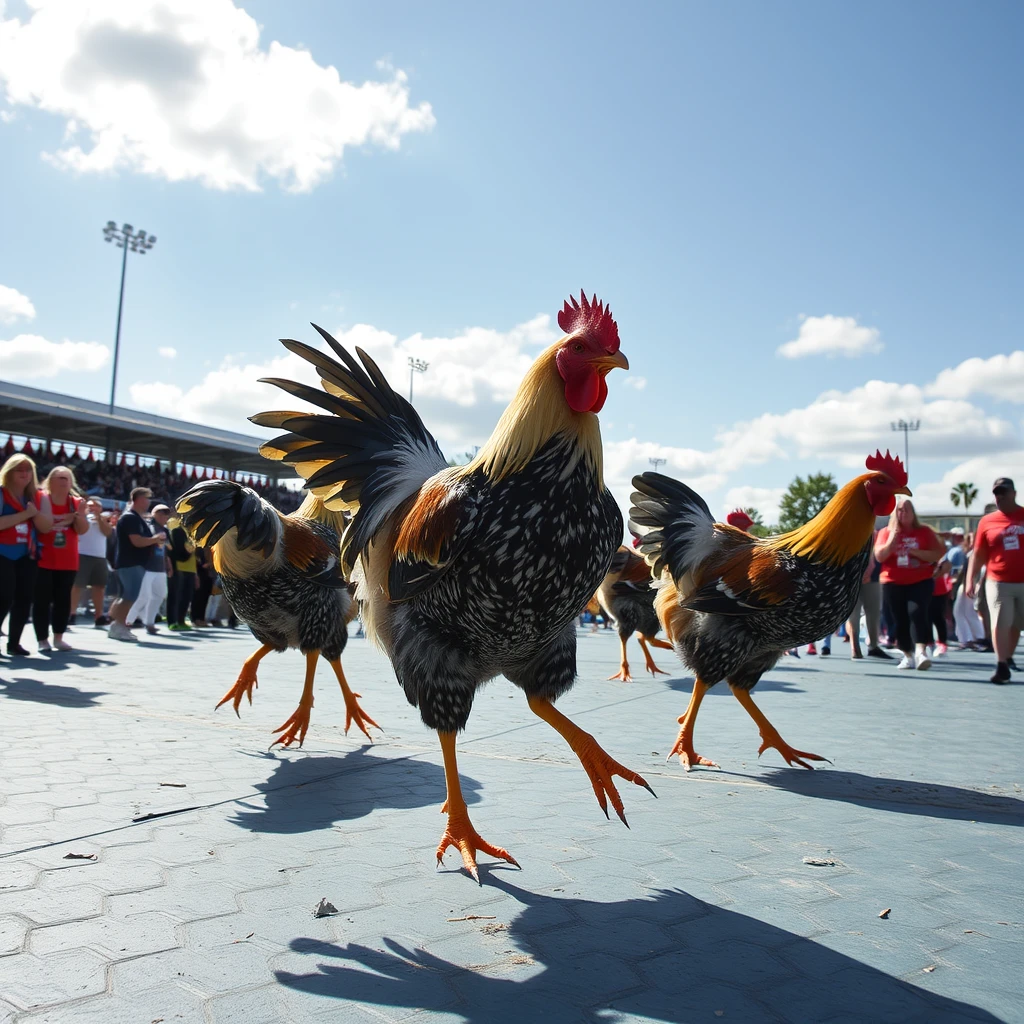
[0,379,295,479]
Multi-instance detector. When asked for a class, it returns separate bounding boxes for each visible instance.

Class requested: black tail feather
[176,480,278,559]
[628,472,715,581]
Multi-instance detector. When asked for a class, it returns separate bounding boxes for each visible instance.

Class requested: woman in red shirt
[874,498,946,671]
[33,466,88,652]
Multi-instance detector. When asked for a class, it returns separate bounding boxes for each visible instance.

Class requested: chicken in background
[629,451,910,771]
[250,292,653,880]
[175,479,378,747]
[595,543,674,682]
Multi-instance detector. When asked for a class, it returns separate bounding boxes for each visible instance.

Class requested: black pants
[0,554,37,649]
[191,573,213,623]
[34,567,77,639]
[882,579,934,652]
[170,570,195,626]
[929,594,949,645]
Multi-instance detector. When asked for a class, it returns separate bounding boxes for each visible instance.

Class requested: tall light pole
[890,418,920,477]
[408,357,429,403]
[103,222,156,460]
[649,457,666,473]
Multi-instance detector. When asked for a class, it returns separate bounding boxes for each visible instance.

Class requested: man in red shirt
[967,477,1023,684]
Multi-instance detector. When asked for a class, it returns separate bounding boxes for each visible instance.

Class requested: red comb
[726,509,754,530]
[865,449,907,486]
[557,291,620,353]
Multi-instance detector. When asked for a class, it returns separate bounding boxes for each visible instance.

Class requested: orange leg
[607,634,634,682]
[436,731,519,882]
[647,637,674,651]
[731,686,830,770]
[216,644,274,715]
[528,696,654,826]
[326,657,380,740]
[668,678,719,771]
[271,650,318,748]
[637,635,670,678]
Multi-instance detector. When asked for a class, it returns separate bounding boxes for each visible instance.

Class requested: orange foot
[641,652,670,678]
[216,667,259,715]
[668,725,720,772]
[573,736,655,826]
[608,663,634,683]
[271,703,312,748]
[436,803,520,883]
[758,731,830,771]
[342,689,380,740]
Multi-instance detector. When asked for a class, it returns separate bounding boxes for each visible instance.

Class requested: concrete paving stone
[0,917,29,957]
[0,884,104,927]
[28,908,180,960]
[0,948,108,1010]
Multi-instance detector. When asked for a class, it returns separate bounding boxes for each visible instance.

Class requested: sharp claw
[616,808,630,829]
[637,777,657,798]
[508,855,522,869]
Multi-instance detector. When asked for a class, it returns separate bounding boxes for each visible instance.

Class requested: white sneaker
[38,638,52,652]
[53,639,73,651]
[916,653,932,671]
[897,655,915,670]
[109,623,138,642]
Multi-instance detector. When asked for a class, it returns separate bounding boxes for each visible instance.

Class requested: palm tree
[950,482,978,534]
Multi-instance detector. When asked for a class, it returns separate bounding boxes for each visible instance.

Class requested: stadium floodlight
[408,357,429,403]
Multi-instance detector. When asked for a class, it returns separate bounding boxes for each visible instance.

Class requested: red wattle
[590,375,609,412]
[564,369,600,412]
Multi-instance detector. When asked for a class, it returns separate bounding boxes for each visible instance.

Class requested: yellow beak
[596,350,629,372]
[896,485,913,497]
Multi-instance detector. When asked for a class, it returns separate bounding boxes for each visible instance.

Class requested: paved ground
[0,623,1021,1023]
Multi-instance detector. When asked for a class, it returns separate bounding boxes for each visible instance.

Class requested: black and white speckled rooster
[250,292,653,880]
[628,451,910,772]
[175,480,378,747]
[595,544,674,682]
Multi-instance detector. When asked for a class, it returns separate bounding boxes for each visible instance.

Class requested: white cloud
[0,333,109,377]
[908,451,1023,513]
[777,315,882,359]
[926,351,1024,404]
[128,313,559,449]
[718,379,1017,468]
[158,345,177,359]
[0,284,35,323]
[0,0,435,192]
[622,376,647,390]
[723,485,786,526]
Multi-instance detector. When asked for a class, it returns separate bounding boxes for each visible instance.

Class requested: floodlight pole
[649,457,666,473]
[103,221,156,461]
[408,357,429,403]
[890,418,920,476]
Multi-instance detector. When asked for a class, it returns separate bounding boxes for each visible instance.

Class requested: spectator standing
[967,478,1024,684]
[167,513,197,631]
[875,498,946,671]
[71,498,113,628]
[0,454,53,656]
[846,532,890,659]
[33,467,88,652]
[191,546,214,627]
[110,488,164,642]
[928,557,953,657]
[126,504,172,635]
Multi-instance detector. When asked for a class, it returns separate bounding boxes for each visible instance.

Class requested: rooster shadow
[663,675,805,695]
[276,878,999,1023]
[0,674,108,707]
[748,768,1024,827]
[230,746,478,835]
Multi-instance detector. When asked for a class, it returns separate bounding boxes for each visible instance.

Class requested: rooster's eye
[572,342,584,353]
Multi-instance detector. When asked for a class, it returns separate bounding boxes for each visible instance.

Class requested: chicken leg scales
[730,686,829,770]
[528,696,654,826]
[217,643,274,715]
[271,650,318,748]
[326,657,380,740]
[668,678,719,771]
[436,731,519,883]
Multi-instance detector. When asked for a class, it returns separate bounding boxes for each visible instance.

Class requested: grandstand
[0,378,300,509]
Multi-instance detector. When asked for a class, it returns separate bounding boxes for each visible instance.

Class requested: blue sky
[1,0,1021,522]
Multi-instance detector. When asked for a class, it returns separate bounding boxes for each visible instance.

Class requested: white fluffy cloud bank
[0,334,110,377]
[0,0,436,192]
[0,284,36,324]
[777,314,882,359]
[926,351,1024,404]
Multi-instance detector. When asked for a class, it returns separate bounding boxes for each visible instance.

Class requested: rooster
[595,544,674,682]
[628,451,910,771]
[250,292,653,879]
[175,480,378,747]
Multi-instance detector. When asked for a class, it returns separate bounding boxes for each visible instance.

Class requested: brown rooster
[629,451,910,771]
[250,292,653,880]
[175,480,378,748]
[595,544,674,682]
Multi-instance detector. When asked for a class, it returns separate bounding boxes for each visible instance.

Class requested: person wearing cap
[110,487,164,642]
[966,478,1023,683]
[125,504,173,635]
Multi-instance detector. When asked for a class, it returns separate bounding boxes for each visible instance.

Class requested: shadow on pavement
[276,880,998,1022]
[0,675,107,707]
[751,768,1024,826]
[1,651,116,672]
[664,677,805,695]
[231,747,478,835]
